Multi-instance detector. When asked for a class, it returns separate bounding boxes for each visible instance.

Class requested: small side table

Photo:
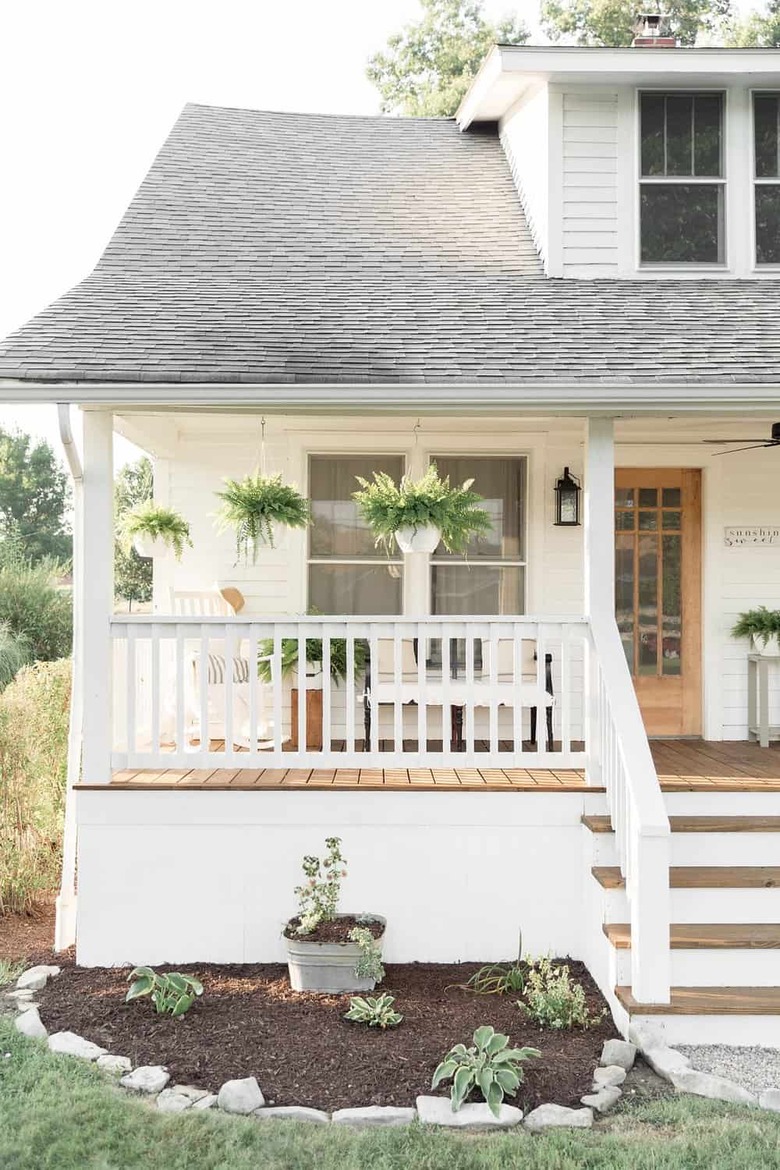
[747,654,780,748]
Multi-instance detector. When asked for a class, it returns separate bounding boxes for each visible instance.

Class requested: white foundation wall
[75,789,590,967]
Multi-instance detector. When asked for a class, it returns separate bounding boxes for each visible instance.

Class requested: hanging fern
[121,502,192,561]
[215,472,310,563]
[353,463,492,554]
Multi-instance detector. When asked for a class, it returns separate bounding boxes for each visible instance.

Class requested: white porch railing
[110,615,589,771]
[588,613,671,1004]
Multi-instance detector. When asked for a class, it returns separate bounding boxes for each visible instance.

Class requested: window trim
[636,87,728,270]
[751,89,780,270]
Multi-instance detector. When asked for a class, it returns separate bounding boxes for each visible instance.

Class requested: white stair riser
[628,1013,780,1047]
[663,793,780,816]
[602,886,780,923]
[589,832,780,867]
[615,946,780,987]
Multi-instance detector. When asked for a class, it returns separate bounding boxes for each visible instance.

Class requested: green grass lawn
[1,1017,779,1170]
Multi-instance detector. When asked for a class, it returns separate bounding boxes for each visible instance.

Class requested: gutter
[55,403,83,952]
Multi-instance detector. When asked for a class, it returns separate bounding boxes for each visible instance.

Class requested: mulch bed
[36,958,618,1112]
[0,901,56,963]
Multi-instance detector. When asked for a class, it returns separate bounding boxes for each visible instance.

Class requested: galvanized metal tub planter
[284,914,386,994]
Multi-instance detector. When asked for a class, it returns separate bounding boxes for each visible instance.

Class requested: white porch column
[584,416,615,622]
[82,410,114,783]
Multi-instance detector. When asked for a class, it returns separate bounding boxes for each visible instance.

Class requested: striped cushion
[206,654,250,685]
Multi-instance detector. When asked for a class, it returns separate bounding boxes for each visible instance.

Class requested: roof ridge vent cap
[633,12,677,46]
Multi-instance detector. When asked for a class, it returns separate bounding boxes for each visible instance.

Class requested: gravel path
[678,1046,780,1095]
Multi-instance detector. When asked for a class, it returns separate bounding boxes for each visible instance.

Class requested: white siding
[560,90,620,278]
[499,84,549,268]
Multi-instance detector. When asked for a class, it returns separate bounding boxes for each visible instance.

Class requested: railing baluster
[297,625,307,760]
[322,629,332,757]
[199,625,210,759]
[248,624,258,754]
[393,629,403,756]
[151,623,161,757]
[175,625,185,756]
[346,631,356,755]
[224,621,235,758]
[126,624,136,760]
[272,628,283,759]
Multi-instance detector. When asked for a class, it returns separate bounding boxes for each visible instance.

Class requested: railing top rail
[110,614,590,627]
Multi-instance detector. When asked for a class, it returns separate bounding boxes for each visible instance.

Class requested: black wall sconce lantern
[554,467,581,526]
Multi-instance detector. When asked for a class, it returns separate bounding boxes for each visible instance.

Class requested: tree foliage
[727,1,780,45]
[540,0,732,46]
[367,0,529,117]
[114,457,153,610]
[0,545,71,664]
[0,429,71,563]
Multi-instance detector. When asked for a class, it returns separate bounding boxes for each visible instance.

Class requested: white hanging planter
[752,633,780,657]
[132,534,171,559]
[394,525,442,554]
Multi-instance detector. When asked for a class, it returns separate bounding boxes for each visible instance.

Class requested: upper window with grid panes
[639,92,724,265]
[754,93,780,267]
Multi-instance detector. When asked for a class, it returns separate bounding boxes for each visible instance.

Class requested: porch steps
[615,986,780,1015]
[583,814,780,833]
[604,923,780,949]
[592,866,780,889]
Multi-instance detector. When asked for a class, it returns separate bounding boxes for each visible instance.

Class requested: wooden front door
[614,469,702,737]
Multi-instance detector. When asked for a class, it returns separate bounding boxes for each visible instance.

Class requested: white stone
[643,1045,691,1080]
[593,1065,627,1089]
[256,1106,330,1124]
[48,1032,108,1061]
[120,1066,171,1095]
[416,1096,523,1130]
[16,966,60,992]
[217,1077,265,1115]
[629,1022,666,1051]
[97,1055,133,1076]
[171,1084,211,1103]
[332,1106,415,1128]
[5,989,34,1004]
[524,1104,594,1133]
[581,1087,622,1113]
[670,1068,757,1106]
[600,1040,637,1071]
[156,1089,193,1114]
[759,1089,780,1112]
[14,1008,47,1039]
[192,1094,218,1111]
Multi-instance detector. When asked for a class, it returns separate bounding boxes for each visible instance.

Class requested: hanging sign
[724,526,780,547]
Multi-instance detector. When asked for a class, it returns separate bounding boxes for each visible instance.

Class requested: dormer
[457,45,780,278]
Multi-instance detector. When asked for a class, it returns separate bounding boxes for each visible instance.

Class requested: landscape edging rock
[628,1024,769,1111]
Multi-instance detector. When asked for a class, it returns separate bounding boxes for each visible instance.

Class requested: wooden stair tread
[593,865,780,890]
[604,923,780,950]
[583,815,780,834]
[616,985,780,1015]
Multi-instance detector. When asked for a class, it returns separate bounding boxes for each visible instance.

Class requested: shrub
[0,624,32,689]
[432,1026,540,1117]
[125,967,203,1017]
[519,957,605,1030]
[0,556,71,663]
[291,836,347,935]
[344,993,402,1029]
[0,659,70,914]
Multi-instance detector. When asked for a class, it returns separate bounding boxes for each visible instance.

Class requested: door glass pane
[662,487,681,506]
[431,456,525,561]
[615,535,635,672]
[637,534,658,675]
[308,564,402,615]
[662,510,681,530]
[638,488,658,506]
[309,454,404,557]
[662,534,682,676]
[639,511,658,530]
[756,186,780,266]
[754,94,779,178]
[615,487,634,507]
[615,510,635,531]
[431,565,523,616]
[640,184,724,264]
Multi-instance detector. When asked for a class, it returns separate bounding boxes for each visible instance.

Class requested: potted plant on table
[353,463,492,555]
[122,502,193,560]
[732,607,780,656]
[215,472,309,563]
[257,636,368,749]
[283,836,386,993]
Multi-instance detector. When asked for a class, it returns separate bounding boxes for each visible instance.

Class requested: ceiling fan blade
[710,442,775,456]
[701,438,771,444]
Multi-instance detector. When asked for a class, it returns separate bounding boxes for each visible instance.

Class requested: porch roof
[1,103,780,390]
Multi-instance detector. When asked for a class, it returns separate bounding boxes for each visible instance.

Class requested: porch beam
[82,410,114,783]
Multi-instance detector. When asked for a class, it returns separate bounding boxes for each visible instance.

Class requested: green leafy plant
[0,553,71,663]
[460,962,527,997]
[122,502,192,561]
[344,993,402,1029]
[732,607,780,639]
[215,472,309,562]
[353,463,492,554]
[432,1026,540,1117]
[257,636,367,684]
[291,836,347,935]
[125,967,203,1017]
[348,925,385,983]
[518,958,605,1030]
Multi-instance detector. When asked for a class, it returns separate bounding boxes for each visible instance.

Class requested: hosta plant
[122,502,193,560]
[432,1026,540,1117]
[353,463,492,554]
[344,993,402,1029]
[125,967,203,1017]
[519,957,605,1030]
[215,472,309,562]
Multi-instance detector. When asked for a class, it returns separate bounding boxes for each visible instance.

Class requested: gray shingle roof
[0,102,779,387]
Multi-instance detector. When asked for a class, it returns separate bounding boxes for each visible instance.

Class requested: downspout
[55,403,83,951]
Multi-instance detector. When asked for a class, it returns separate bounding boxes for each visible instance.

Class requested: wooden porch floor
[102,739,780,792]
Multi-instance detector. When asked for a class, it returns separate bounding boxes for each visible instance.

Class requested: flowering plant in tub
[283,836,386,994]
